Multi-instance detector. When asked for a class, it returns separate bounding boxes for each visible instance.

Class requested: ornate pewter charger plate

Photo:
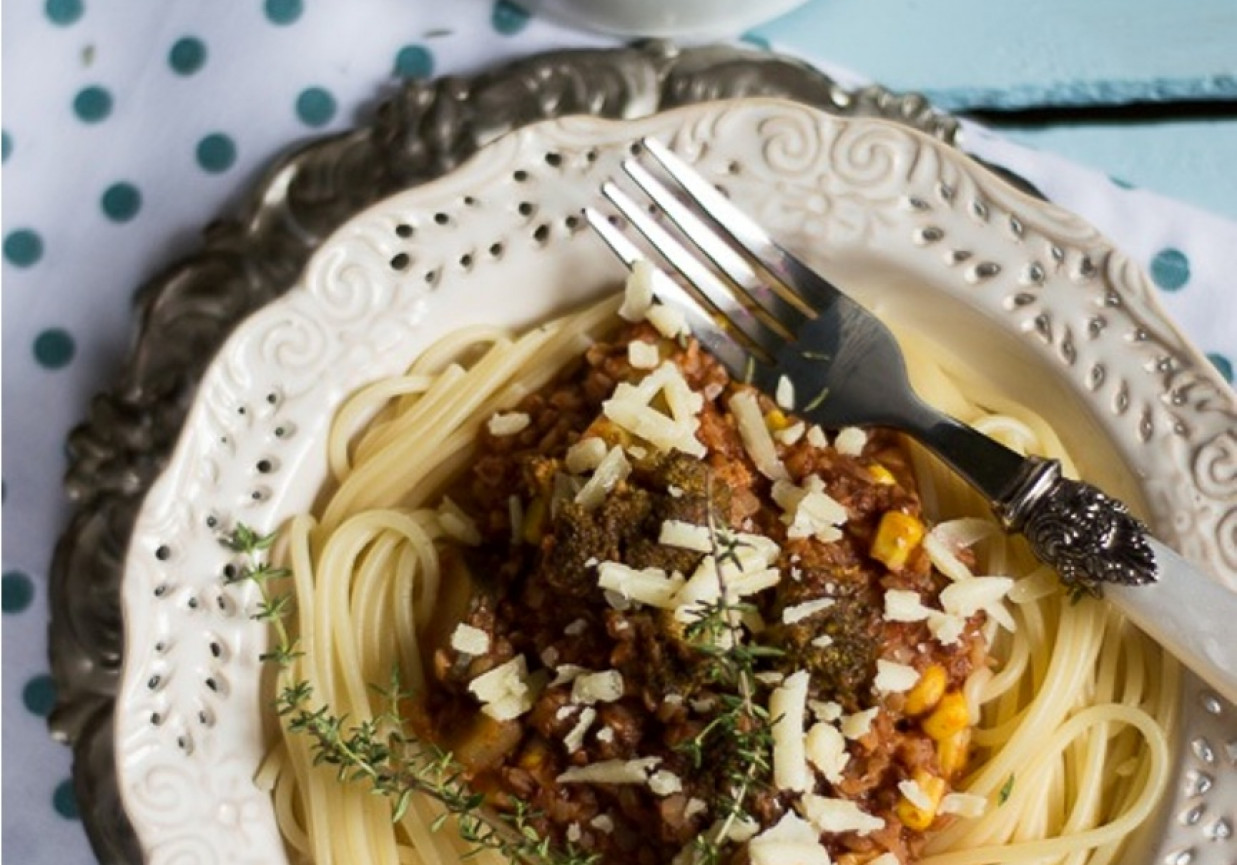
[49,44,1236,865]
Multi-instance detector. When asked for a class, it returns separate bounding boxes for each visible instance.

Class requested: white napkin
[1,4,1232,863]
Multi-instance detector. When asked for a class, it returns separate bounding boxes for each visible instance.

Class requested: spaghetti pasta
[257,293,1175,865]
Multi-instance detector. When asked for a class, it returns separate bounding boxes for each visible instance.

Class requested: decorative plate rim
[113,97,1237,865]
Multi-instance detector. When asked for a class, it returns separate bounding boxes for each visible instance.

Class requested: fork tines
[584,137,837,382]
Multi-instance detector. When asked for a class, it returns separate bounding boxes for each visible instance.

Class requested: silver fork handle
[900,399,1155,589]
[902,401,1237,705]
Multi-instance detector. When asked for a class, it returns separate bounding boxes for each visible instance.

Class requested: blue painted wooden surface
[752,0,1237,220]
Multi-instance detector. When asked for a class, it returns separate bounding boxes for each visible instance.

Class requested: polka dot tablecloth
[2,3,1234,863]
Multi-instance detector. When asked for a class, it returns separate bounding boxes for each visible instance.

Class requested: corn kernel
[870,511,925,571]
[937,727,972,778]
[923,691,969,741]
[867,462,897,485]
[522,496,547,544]
[764,408,791,432]
[895,770,946,831]
[904,664,947,716]
[518,738,549,770]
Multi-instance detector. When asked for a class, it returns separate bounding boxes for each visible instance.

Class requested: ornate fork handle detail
[994,456,1158,593]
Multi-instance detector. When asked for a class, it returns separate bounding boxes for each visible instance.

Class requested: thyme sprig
[222,523,300,666]
[673,495,784,864]
[221,523,597,865]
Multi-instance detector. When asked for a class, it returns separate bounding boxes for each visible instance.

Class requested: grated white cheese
[769,670,811,793]
[658,519,713,553]
[438,496,481,546]
[684,798,708,819]
[806,425,829,448]
[923,518,994,582]
[673,558,779,625]
[671,532,782,625]
[648,770,683,797]
[941,792,988,818]
[776,421,806,446]
[596,726,615,744]
[940,576,1016,630]
[619,260,655,322]
[557,757,661,785]
[627,339,661,369]
[809,700,842,722]
[540,646,560,668]
[898,778,934,811]
[747,812,831,865]
[927,612,967,645]
[775,375,796,410]
[603,362,705,458]
[564,617,589,636]
[566,823,582,844]
[804,721,848,783]
[488,411,531,436]
[468,656,534,721]
[549,664,589,687]
[755,670,786,686]
[800,794,885,835]
[772,479,847,542]
[450,623,490,656]
[598,561,685,609]
[565,437,608,474]
[571,670,624,705]
[720,815,760,844]
[874,659,920,694]
[574,446,632,510]
[883,589,934,623]
[646,302,688,339]
[687,696,715,715]
[563,706,597,753]
[834,426,868,456]
[810,634,834,649]
[589,814,615,833]
[840,707,879,740]
[782,596,836,625]
[729,390,789,481]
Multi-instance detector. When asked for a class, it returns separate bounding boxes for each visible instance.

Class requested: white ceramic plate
[115,99,1237,864]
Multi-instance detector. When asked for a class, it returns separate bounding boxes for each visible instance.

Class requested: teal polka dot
[45,0,84,25]
[295,86,336,128]
[196,133,236,173]
[4,229,44,267]
[34,328,76,369]
[394,44,434,79]
[2,130,12,162]
[22,675,57,716]
[2,571,34,613]
[73,85,113,123]
[53,779,79,820]
[492,0,531,35]
[1208,352,1233,384]
[1110,175,1134,190]
[264,0,303,25]
[101,181,141,222]
[1149,248,1190,291]
[168,36,207,75]
[740,32,772,50]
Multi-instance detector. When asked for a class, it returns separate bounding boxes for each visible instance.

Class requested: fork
[583,136,1237,705]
